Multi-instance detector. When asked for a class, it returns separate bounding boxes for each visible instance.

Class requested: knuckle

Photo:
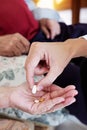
[11,36,18,42]
[14,32,20,37]
[31,42,41,50]
[9,42,14,48]
[12,33,21,41]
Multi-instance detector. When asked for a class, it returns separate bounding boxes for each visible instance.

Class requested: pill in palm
[34,98,45,103]
[39,98,45,102]
[34,99,39,103]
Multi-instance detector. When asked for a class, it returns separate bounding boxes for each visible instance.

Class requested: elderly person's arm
[0,82,77,114]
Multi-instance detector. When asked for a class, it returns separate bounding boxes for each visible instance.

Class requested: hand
[8,83,77,114]
[25,41,72,89]
[39,18,61,39]
[0,33,30,57]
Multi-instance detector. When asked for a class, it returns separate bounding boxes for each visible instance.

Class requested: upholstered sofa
[0,55,69,126]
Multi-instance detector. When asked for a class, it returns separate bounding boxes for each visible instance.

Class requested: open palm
[10,82,78,114]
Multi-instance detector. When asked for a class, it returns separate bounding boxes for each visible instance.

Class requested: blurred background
[33,0,87,25]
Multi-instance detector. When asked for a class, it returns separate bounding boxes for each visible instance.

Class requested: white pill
[34,99,39,103]
[32,85,37,94]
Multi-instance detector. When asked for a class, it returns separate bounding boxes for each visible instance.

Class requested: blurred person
[0,0,87,56]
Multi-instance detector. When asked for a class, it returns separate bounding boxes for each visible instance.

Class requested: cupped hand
[39,18,61,39]
[0,33,30,56]
[9,82,78,114]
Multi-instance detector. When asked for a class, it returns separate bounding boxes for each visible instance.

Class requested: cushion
[0,55,69,126]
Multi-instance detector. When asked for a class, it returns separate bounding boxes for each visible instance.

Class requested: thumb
[37,66,61,91]
[42,26,50,39]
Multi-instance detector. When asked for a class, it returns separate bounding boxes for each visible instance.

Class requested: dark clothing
[30,22,87,124]
[80,58,87,106]
[30,22,87,43]
[54,63,87,124]
[0,2,87,123]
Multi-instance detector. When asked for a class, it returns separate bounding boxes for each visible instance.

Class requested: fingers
[15,40,28,54]
[43,84,75,92]
[50,31,56,40]
[46,84,62,91]
[18,34,30,53]
[12,46,22,56]
[63,89,78,98]
[47,97,76,113]
[31,85,77,114]
[37,66,62,91]
[41,26,50,39]
[50,27,58,40]
[50,27,60,39]
[26,62,35,88]
[1,33,30,57]
[50,28,61,40]
[50,85,78,99]
[33,97,65,114]
[14,33,30,54]
[11,33,30,56]
[34,62,49,75]
[47,20,61,39]
[32,97,76,115]
[25,45,42,88]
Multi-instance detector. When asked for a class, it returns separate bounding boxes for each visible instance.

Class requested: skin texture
[25,41,72,89]
[0,18,60,57]
[39,18,61,39]
[25,38,87,90]
[0,33,30,56]
[0,83,77,114]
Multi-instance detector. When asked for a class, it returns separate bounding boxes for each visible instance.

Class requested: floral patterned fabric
[0,56,69,126]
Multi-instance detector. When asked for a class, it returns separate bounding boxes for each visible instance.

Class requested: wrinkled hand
[39,18,61,39]
[0,33,30,57]
[9,83,77,114]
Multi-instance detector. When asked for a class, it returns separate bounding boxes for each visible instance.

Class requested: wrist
[0,86,14,108]
[64,38,87,59]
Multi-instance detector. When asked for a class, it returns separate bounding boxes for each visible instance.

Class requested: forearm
[65,37,87,59]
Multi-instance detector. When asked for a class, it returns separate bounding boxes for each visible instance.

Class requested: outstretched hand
[9,83,78,114]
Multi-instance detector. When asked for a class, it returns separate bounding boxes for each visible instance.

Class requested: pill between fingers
[32,85,37,94]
